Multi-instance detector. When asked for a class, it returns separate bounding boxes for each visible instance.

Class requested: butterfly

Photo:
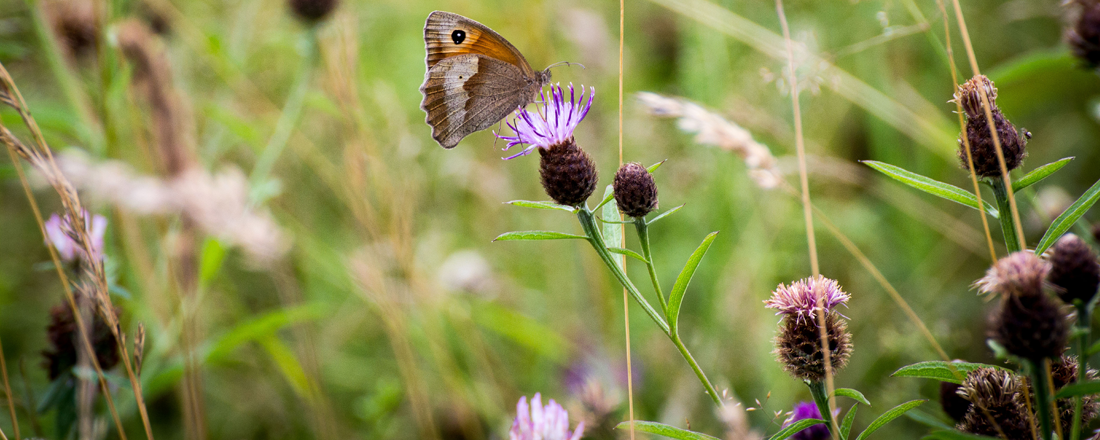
[419,11,551,149]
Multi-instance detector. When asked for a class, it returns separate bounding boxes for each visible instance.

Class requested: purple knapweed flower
[509,393,584,440]
[764,275,850,324]
[782,402,831,440]
[44,211,107,262]
[496,84,594,159]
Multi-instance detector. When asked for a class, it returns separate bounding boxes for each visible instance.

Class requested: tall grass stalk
[0,337,19,440]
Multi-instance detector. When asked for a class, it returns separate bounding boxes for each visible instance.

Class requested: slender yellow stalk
[619,0,636,438]
[0,337,19,440]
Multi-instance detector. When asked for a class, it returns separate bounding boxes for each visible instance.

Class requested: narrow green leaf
[1054,380,1100,399]
[647,159,668,173]
[199,237,228,289]
[1089,339,1100,355]
[615,421,721,440]
[506,200,577,212]
[1035,176,1100,254]
[493,231,588,241]
[905,408,955,431]
[841,405,858,440]
[592,189,616,213]
[891,361,1003,384]
[769,419,825,440]
[608,247,648,263]
[834,388,871,406]
[601,185,625,270]
[862,161,998,218]
[1012,157,1073,192]
[666,231,720,331]
[921,430,1000,440]
[854,400,926,440]
[647,204,686,225]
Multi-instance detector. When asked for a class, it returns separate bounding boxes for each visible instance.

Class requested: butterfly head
[535,69,552,87]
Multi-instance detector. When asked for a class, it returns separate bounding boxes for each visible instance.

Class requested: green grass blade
[841,405,858,440]
[666,231,720,332]
[1035,176,1100,254]
[862,161,997,218]
[892,361,1003,384]
[493,231,588,241]
[506,200,578,212]
[615,421,721,440]
[608,247,648,263]
[854,400,926,440]
[905,408,955,431]
[1012,157,1073,192]
[647,204,686,225]
[648,159,668,173]
[768,419,825,440]
[592,188,616,213]
[1054,380,1100,399]
[834,388,871,406]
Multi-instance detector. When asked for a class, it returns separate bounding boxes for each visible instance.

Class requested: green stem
[990,179,1023,253]
[577,208,723,407]
[249,27,319,198]
[1072,304,1091,440]
[1029,358,1056,440]
[807,380,835,437]
[634,219,668,312]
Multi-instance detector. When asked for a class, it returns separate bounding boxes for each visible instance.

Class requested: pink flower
[509,393,584,440]
[44,212,107,262]
[764,275,850,324]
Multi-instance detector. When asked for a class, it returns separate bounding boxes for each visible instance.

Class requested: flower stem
[577,207,723,407]
[807,380,835,437]
[1029,358,1056,440]
[634,219,668,312]
[1072,303,1091,440]
[989,178,1023,253]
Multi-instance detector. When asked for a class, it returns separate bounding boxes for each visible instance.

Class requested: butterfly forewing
[423,11,536,78]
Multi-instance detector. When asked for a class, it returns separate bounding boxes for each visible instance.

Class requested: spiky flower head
[956,367,1031,439]
[44,211,107,263]
[613,162,658,218]
[1048,233,1100,306]
[1051,354,1100,434]
[510,393,585,440]
[1069,1,1100,69]
[953,75,1027,178]
[288,0,339,22]
[991,286,1069,362]
[497,84,594,159]
[782,402,831,440]
[765,275,850,324]
[975,251,1050,297]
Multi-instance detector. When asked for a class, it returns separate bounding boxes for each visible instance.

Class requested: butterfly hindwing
[420,54,532,149]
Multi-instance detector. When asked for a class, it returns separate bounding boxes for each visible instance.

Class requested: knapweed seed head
[509,393,584,440]
[613,163,658,218]
[956,367,1031,439]
[767,276,853,382]
[44,211,107,263]
[782,402,830,440]
[940,381,971,422]
[991,287,1069,362]
[1047,233,1100,306]
[975,251,1050,297]
[1051,354,1100,433]
[1069,1,1100,69]
[953,75,1027,178]
[288,0,339,23]
[764,275,850,324]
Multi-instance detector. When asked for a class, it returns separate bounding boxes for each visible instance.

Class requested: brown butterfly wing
[423,11,537,78]
[420,54,536,149]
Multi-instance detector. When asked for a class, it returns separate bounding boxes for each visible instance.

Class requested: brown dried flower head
[42,295,121,380]
[539,140,598,207]
[1047,233,1100,306]
[289,0,340,23]
[1069,1,1100,69]
[990,287,1069,361]
[1050,354,1100,434]
[613,163,658,218]
[975,251,1050,297]
[956,367,1031,439]
[954,75,1027,178]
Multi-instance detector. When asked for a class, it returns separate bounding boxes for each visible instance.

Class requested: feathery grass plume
[42,293,120,381]
[56,152,289,263]
[782,402,831,440]
[982,252,1069,361]
[1050,354,1100,434]
[117,19,195,177]
[497,84,597,207]
[46,0,98,59]
[956,367,1032,438]
[289,0,340,23]
[1068,0,1100,68]
[1048,233,1100,306]
[952,75,1027,178]
[765,275,853,381]
[941,381,972,422]
[509,393,585,440]
[637,92,781,189]
[613,163,658,218]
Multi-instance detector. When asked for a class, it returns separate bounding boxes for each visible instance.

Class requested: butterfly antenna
[545,61,586,71]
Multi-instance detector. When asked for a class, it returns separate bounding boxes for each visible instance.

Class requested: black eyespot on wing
[451,30,466,45]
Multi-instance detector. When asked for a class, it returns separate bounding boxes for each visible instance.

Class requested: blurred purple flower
[496,84,594,159]
[44,211,107,262]
[510,393,584,440]
[764,275,849,324]
[782,401,830,440]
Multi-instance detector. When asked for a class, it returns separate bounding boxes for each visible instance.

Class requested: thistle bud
[288,0,339,23]
[1047,233,1100,306]
[956,367,1031,439]
[539,140,598,207]
[613,163,658,218]
[991,287,1069,362]
[765,276,853,382]
[954,75,1027,178]
[1069,1,1100,69]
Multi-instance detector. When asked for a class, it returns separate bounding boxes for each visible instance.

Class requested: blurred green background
[1,0,1099,438]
